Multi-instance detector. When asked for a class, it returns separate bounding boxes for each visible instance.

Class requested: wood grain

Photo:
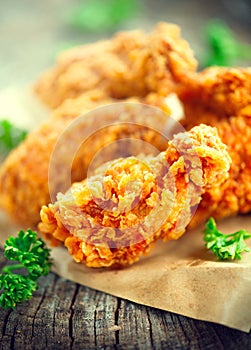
[0,251,251,350]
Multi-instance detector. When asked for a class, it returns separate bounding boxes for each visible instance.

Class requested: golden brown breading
[0,97,171,226]
[39,124,231,267]
[178,67,251,118]
[178,67,251,227]
[35,22,197,109]
[0,22,197,227]
[52,90,173,121]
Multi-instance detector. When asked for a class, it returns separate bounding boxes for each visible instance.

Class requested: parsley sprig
[0,230,52,309]
[0,119,27,160]
[203,218,251,260]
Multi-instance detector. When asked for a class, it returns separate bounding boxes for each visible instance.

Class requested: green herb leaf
[0,230,52,309]
[203,217,251,260]
[0,119,27,160]
[0,273,37,309]
[202,19,251,67]
[66,0,140,32]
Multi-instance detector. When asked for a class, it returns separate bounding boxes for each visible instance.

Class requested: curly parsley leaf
[0,230,53,309]
[203,217,251,260]
[0,273,37,309]
[0,119,27,160]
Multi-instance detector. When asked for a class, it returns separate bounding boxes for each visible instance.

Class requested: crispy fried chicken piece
[178,67,251,226]
[35,22,197,109]
[39,124,231,267]
[0,22,197,227]
[178,67,251,118]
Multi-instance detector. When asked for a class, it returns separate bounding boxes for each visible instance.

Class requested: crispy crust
[0,22,197,226]
[35,22,197,109]
[178,67,251,226]
[0,97,171,225]
[39,125,230,267]
[178,67,251,118]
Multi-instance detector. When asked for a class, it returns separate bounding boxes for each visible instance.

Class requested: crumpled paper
[0,87,250,332]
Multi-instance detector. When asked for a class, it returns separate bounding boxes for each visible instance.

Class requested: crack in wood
[114,298,121,345]
[69,283,79,349]
[146,308,154,349]
[10,324,17,350]
[94,308,97,348]
[0,308,12,341]
[31,282,48,339]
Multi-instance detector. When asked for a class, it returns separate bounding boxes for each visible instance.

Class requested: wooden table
[1,251,250,350]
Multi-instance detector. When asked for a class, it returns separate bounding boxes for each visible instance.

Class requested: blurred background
[1,0,251,89]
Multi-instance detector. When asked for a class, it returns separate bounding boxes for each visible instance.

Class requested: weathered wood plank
[0,249,251,350]
[116,300,153,350]
[211,323,251,350]
[30,274,77,350]
[70,286,119,349]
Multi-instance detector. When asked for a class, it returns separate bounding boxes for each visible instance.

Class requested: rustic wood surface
[1,251,251,350]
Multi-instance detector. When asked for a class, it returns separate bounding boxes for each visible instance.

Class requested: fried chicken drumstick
[39,125,231,267]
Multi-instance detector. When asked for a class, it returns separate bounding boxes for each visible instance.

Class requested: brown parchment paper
[0,88,251,332]
[0,213,251,332]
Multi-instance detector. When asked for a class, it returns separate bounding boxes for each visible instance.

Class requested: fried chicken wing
[35,22,197,109]
[38,124,231,267]
[178,67,251,226]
